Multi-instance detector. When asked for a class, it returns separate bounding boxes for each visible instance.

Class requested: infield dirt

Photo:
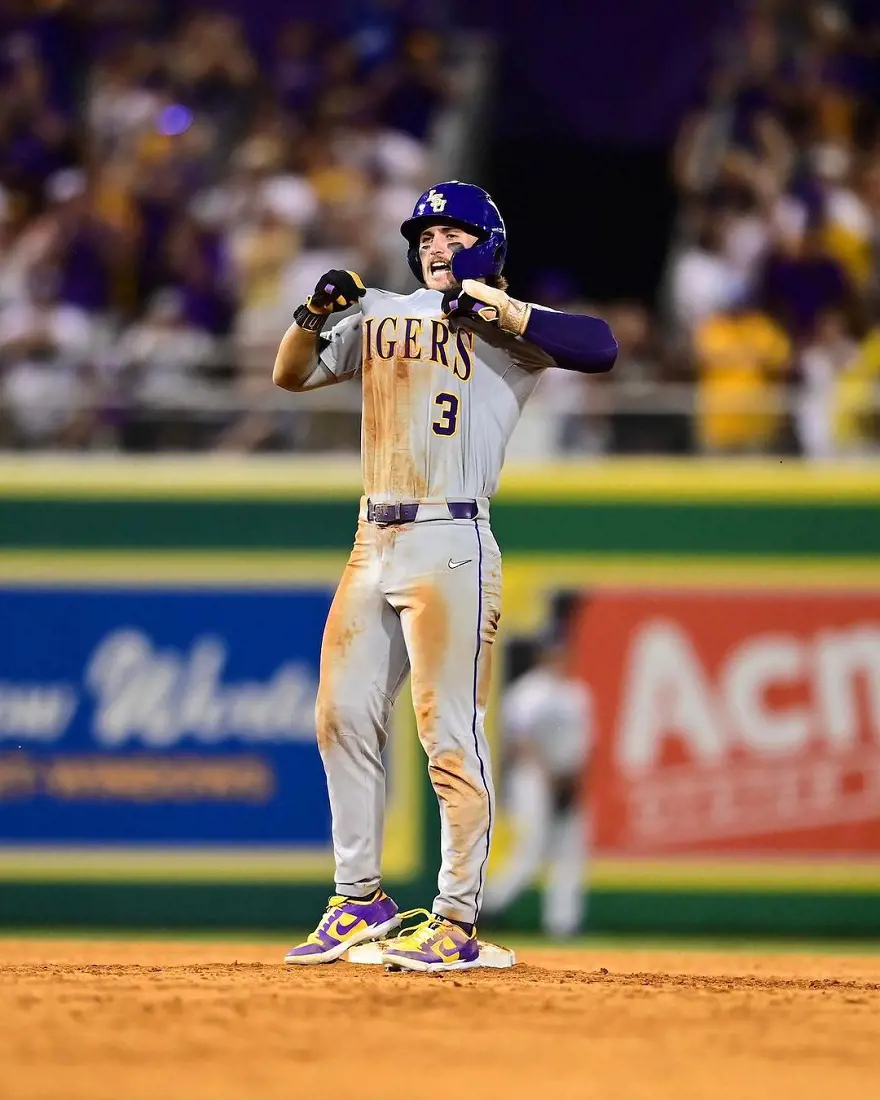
[2,939,879,1099]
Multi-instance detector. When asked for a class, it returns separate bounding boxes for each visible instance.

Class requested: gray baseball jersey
[305,287,554,925]
[303,288,553,500]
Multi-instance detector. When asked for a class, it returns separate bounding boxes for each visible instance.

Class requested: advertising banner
[571,590,880,857]
[0,586,332,848]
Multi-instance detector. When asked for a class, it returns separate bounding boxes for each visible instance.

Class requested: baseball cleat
[380,911,481,973]
[284,890,401,964]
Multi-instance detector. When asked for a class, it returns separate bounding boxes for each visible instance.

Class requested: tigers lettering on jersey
[363,317,475,381]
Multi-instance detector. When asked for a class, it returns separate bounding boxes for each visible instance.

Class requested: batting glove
[294,270,366,332]
[442,279,532,336]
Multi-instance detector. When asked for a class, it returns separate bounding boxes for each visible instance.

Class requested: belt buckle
[372,502,401,525]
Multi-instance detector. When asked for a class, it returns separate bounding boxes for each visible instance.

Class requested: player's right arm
[273,270,366,392]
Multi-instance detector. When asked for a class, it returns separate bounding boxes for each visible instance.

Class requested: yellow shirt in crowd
[693,310,792,452]
[823,221,874,290]
[833,327,880,448]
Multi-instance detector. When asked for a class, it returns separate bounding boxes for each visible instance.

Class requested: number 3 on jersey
[432,392,459,436]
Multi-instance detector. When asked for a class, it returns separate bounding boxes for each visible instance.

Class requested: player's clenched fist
[309,270,366,314]
[294,270,366,333]
[441,284,498,326]
[441,279,532,336]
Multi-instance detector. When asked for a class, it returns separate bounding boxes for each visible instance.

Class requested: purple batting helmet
[400,181,507,284]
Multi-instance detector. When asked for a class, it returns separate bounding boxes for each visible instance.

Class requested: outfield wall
[1,456,879,935]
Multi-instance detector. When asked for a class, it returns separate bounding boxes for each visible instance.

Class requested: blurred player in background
[482,633,593,938]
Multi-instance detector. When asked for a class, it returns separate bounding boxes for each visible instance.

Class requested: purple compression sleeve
[523,308,618,373]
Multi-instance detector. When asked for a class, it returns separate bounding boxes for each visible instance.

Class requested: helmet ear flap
[449,232,506,283]
[450,241,492,283]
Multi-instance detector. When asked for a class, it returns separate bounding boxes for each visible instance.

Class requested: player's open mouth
[430,262,451,275]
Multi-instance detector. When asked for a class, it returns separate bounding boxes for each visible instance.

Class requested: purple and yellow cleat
[284,890,401,964]
[381,913,481,973]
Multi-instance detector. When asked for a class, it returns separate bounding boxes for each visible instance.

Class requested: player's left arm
[443,279,618,373]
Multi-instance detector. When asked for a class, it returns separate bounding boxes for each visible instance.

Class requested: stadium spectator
[108,286,224,452]
[670,200,749,334]
[758,219,858,346]
[797,305,860,457]
[0,264,99,449]
[0,36,73,203]
[692,291,792,455]
[808,142,875,292]
[830,311,880,454]
[367,27,451,143]
[272,20,323,117]
[606,302,694,455]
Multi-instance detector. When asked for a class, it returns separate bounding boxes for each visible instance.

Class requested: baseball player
[482,635,593,938]
[276,181,617,972]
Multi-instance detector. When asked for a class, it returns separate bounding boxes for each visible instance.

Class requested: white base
[345,939,516,969]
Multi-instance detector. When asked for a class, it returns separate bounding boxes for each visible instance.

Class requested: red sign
[571,590,880,855]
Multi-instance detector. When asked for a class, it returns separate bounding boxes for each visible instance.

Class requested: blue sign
[0,587,333,846]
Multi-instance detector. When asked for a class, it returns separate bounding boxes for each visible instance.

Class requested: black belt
[367,500,478,525]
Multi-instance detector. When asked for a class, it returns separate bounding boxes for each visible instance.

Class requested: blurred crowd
[1,0,879,459]
[0,0,452,451]
[594,0,880,461]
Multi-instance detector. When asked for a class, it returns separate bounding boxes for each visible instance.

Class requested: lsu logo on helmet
[424,189,447,213]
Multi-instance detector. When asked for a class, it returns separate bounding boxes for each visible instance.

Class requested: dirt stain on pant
[477,604,501,710]
[407,571,497,918]
[407,580,449,756]
[430,748,490,916]
[315,535,370,755]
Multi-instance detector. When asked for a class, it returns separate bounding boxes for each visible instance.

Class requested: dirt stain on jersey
[363,353,428,500]
[362,352,378,450]
[429,748,490,915]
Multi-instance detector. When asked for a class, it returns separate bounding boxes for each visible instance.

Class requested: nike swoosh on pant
[448,559,472,569]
